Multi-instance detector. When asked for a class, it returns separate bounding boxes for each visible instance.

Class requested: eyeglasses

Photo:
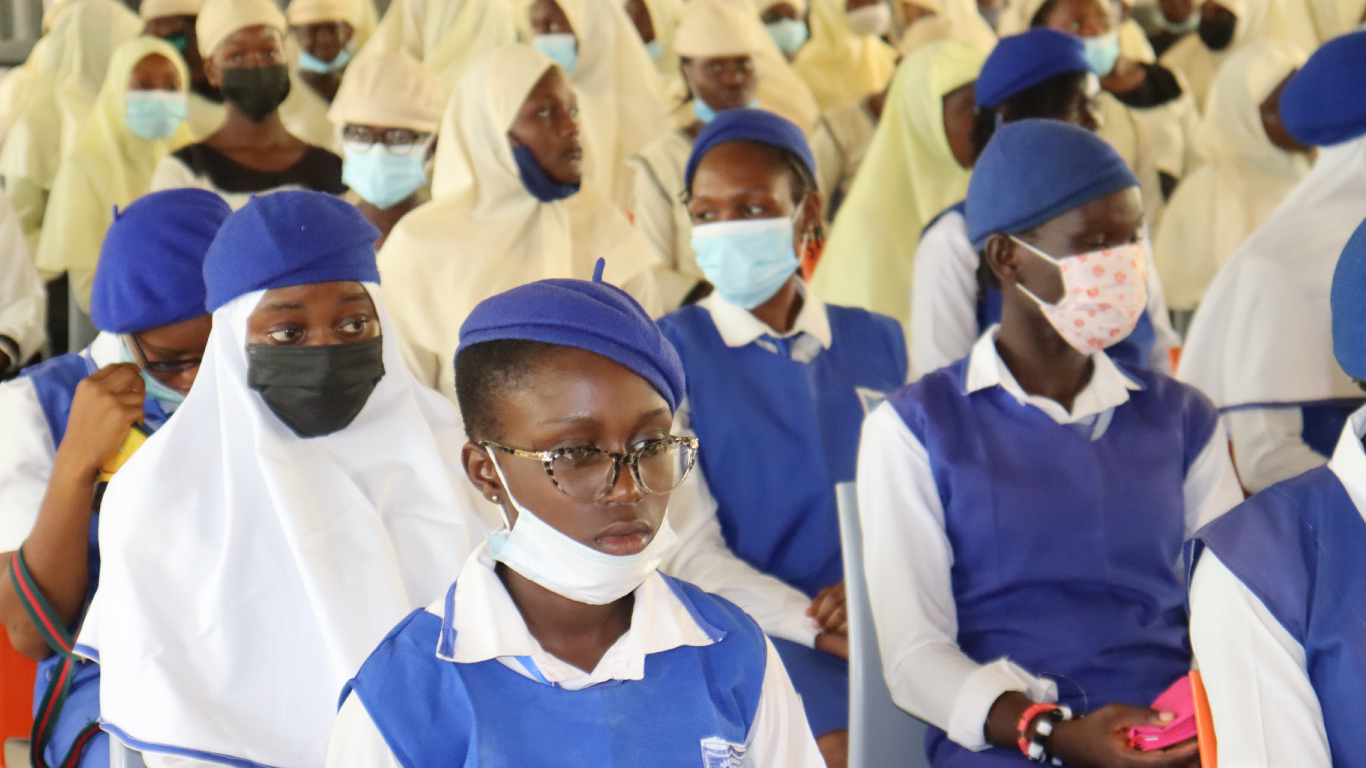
[341,126,433,155]
[481,436,700,503]
[129,333,201,373]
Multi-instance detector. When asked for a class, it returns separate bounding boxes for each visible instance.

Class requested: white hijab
[378,44,663,401]
[1177,135,1366,407]
[78,286,474,768]
[355,0,517,94]
[1154,40,1309,311]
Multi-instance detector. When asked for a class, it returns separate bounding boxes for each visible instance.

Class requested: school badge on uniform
[699,737,745,768]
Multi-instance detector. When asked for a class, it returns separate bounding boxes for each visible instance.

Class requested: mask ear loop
[1007,235,1065,308]
[484,450,517,530]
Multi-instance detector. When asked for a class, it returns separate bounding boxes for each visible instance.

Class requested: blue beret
[976,29,1090,109]
[1282,31,1366,147]
[90,189,231,333]
[1332,217,1366,380]
[685,108,816,192]
[967,119,1139,250]
[203,191,381,311]
[456,260,686,412]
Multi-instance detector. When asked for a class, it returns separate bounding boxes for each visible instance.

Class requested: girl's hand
[55,364,145,479]
[1048,704,1200,768]
[807,581,848,635]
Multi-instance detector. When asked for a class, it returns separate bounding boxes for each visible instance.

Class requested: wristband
[1016,702,1073,763]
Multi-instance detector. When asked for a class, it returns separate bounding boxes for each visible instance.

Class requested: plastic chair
[836,481,933,768]
[109,735,146,768]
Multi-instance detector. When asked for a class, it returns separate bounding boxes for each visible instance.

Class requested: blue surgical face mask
[692,216,800,309]
[119,337,187,411]
[124,91,188,140]
[1082,30,1121,76]
[692,98,761,124]
[533,33,579,75]
[766,18,809,55]
[299,41,353,74]
[644,39,664,61]
[512,142,581,202]
[343,140,429,209]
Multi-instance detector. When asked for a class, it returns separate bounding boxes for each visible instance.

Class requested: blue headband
[203,191,381,312]
[1332,217,1366,380]
[685,108,816,192]
[967,119,1139,249]
[456,259,686,412]
[1281,31,1366,147]
[976,29,1090,109]
[90,189,231,333]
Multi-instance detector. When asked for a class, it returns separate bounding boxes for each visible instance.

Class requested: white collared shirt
[1186,408,1366,768]
[858,328,1243,751]
[325,545,825,768]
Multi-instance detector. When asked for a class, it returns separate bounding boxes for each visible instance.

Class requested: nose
[600,457,646,505]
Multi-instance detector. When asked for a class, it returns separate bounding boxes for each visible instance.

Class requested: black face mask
[1198,16,1236,50]
[247,336,385,438]
[220,64,291,123]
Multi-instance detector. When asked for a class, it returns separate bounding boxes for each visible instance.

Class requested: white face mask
[1011,236,1148,355]
[846,2,893,35]
[486,454,678,605]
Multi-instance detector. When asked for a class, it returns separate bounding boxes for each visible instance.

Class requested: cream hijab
[898,0,998,51]
[0,0,142,192]
[794,0,900,110]
[357,0,516,94]
[810,39,986,325]
[1154,40,1309,311]
[378,45,663,400]
[35,37,193,310]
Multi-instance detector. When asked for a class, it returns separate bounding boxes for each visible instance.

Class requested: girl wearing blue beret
[655,107,909,767]
[0,189,228,768]
[860,119,1243,768]
[326,263,825,768]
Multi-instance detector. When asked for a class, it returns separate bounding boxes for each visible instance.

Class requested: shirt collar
[1327,405,1366,524]
[964,325,1143,425]
[431,543,719,688]
[697,282,832,350]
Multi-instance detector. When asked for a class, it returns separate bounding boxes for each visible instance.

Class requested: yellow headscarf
[140,0,202,20]
[196,0,286,57]
[794,0,900,110]
[35,36,192,310]
[898,0,998,51]
[378,44,663,399]
[810,39,986,324]
[328,50,445,133]
[357,0,517,95]
[286,0,379,48]
[1154,39,1308,310]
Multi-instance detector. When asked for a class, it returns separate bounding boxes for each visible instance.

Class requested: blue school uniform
[1193,466,1366,766]
[657,294,907,738]
[341,576,770,768]
[18,346,170,768]
[889,353,1219,766]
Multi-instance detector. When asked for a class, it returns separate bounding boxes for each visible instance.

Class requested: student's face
[985,187,1143,303]
[293,21,354,64]
[530,0,576,35]
[130,314,213,395]
[245,281,379,346]
[468,347,674,556]
[145,15,205,81]
[687,140,822,256]
[1157,0,1193,24]
[509,67,583,185]
[1038,0,1112,37]
[681,56,758,113]
[204,25,287,88]
[127,53,181,93]
[761,2,801,22]
[625,0,657,43]
[943,81,978,170]
[1260,73,1312,155]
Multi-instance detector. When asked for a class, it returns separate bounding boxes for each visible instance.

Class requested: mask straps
[484,450,516,529]
[1007,235,1063,308]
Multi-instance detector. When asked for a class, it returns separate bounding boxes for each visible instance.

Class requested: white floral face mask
[1011,237,1148,355]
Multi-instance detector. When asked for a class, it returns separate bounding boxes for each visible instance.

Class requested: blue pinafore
[16,348,170,768]
[889,357,1219,766]
[658,301,906,738]
[341,576,769,768]
[1193,465,1366,767]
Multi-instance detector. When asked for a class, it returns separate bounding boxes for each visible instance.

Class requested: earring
[491,495,500,503]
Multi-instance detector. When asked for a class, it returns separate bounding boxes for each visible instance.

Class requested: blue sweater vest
[657,303,906,598]
[19,350,169,768]
[890,358,1218,766]
[1194,466,1366,767]
[341,576,769,768]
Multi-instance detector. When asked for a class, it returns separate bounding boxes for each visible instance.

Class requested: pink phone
[1127,675,1198,751]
